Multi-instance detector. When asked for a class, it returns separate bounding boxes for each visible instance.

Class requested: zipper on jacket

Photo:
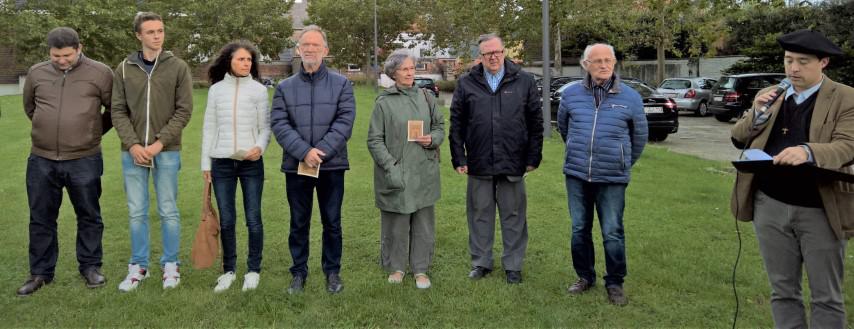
[56,70,68,160]
[587,102,600,182]
[232,77,240,154]
[310,76,315,145]
[128,54,160,149]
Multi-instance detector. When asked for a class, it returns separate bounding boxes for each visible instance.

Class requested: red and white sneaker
[162,262,180,289]
[118,264,148,292]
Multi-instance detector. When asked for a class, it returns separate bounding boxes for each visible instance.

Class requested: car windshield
[717,77,737,89]
[414,79,431,87]
[625,81,654,97]
[659,79,691,89]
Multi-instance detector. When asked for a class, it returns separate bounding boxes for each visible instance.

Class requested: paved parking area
[652,113,742,162]
[438,92,742,163]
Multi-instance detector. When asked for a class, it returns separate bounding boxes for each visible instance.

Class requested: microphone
[757,79,791,114]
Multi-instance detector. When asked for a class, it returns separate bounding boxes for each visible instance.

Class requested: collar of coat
[583,73,622,94]
[125,50,174,66]
[470,59,521,86]
[299,62,328,82]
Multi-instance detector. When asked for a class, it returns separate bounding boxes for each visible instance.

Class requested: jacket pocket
[384,163,405,190]
[620,144,626,170]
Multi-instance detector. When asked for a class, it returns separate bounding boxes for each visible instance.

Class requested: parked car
[551,79,678,141]
[414,77,440,97]
[708,73,787,122]
[656,77,717,116]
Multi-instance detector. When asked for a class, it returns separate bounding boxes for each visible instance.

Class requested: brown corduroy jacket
[731,76,854,240]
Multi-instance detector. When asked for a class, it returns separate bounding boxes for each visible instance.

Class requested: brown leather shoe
[81,267,106,288]
[606,286,628,306]
[567,278,593,294]
[16,275,52,297]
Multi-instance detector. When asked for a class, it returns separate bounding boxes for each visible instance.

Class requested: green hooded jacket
[367,85,444,214]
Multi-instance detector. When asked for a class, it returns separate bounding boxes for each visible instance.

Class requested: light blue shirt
[785,78,823,105]
[484,66,505,93]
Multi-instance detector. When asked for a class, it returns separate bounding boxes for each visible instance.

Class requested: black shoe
[505,270,522,284]
[16,275,52,297]
[287,275,305,295]
[326,273,344,294]
[606,286,628,306]
[468,266,492,280]
[81,267,106,288]
[567,278,593,295]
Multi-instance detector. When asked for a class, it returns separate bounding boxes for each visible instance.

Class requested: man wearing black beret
[730,29,853,328]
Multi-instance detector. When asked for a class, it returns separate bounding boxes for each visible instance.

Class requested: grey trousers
[467,175,528,271]
[380,206,435,274]
[753,191,847,329]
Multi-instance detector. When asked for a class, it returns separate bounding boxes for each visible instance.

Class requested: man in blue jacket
[557,43,647,305]
[449,34,543,284]
[271,25,355,295]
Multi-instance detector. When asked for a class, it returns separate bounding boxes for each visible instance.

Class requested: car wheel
[695,102,708,117]
[649,132,668,142]
[714,113,732,122]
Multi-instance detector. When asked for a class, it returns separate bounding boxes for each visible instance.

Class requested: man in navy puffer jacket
[557,43,647,306]
[271,25,355,295]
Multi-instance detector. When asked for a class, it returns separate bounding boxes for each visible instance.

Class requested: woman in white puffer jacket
[200,41,270,293]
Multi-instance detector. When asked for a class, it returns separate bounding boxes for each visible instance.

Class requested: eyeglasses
[583,58,616,66]
[481,50,504,59]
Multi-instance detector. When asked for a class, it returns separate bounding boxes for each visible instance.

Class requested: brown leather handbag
[190,181,220,269]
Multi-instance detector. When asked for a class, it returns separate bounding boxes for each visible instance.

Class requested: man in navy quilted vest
[557,43,648,306]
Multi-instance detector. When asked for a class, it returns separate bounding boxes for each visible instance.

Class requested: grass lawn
[0,86,851,328]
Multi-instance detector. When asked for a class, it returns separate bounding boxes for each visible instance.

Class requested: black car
[709,73,786,122]
[551,80,678,141]
[414,77,440,97]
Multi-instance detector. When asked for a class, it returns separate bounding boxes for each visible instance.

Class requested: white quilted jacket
[201,73,271,170]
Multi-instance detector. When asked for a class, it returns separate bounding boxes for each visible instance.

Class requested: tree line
[2,0,851,84]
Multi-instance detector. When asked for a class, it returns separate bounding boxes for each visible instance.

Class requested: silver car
[656,77,717,116]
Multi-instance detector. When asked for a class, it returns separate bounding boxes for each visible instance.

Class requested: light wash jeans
[121,151,181,269]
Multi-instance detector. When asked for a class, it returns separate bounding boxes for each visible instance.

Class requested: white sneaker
[118,264,149,292]
[214,272,236,293]
[242,272,260,291]
[162,262,181,289]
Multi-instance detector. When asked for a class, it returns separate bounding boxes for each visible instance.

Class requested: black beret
[777,29,843,58]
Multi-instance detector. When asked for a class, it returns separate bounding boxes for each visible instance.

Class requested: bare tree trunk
[554,22,562,76]
[656,41,665,85]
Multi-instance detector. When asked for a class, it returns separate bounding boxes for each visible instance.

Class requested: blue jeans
[121,151,181,269]
[566,175,627,287]
[211,157,264,273]
[26,153,104,278]
[285,170,345,278]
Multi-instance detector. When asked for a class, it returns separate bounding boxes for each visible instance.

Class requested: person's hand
[754,90,779,113]
[244,147,262,161]
[303,148,326,167]
[145,140,164,157]
[129,144,151,164]
[202,171,211,183]
[773,146,808,166]
[414,135,432,147]
[526,165,536,172]
[455,166,468,174]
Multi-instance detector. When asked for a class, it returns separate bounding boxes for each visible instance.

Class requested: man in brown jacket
[731,29,854,328]
[18,27,113,296]
[111,12,193,292]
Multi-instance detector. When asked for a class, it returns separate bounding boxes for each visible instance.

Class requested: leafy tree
[306,0,419,79]
[0,0,293,69]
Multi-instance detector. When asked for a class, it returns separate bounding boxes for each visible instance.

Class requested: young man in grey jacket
[18,27,113,296]
[111,12,193,292]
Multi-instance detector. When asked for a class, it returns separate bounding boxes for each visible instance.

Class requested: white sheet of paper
[743,149,773,161]
[229,149,248,160]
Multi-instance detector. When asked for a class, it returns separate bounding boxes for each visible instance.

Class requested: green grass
[0,86,851,328]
